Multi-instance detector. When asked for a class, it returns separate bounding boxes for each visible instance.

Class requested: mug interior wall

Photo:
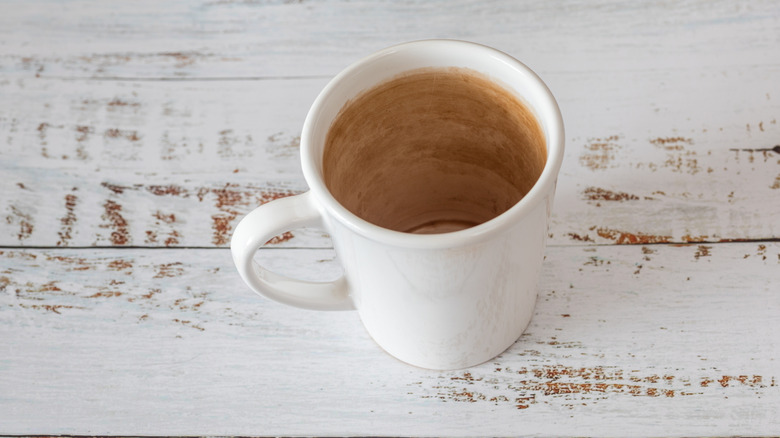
[309,43,555,172]
[311,43,551,234]
[303,41,563,242]
[323,67,547,233]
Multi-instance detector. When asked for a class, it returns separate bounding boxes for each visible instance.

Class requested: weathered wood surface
[1,0,779,435]
[1,0,779,80]
[1,0,780,247]
[1,243,778,436]
[2,74,779,247]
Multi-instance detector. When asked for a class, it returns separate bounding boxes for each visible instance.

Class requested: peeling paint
[204,184,299,246]
[650,137,701,174]
[650,136,693,151]
[107,98,141,108]
[412,366,776,410]
[146,211,180,246]
[682,234,709,243]
[101,181,135,195]
[267,231,294,245]
[57,191,78,246]
[17,303,83,314]
[105,128,141,142]
[172,318,205,331]
[101,200,130,245]
[596,227,671,245]
[107,259,133,271]
[45,254,92,271]
[154,262,184,278]
[158,52,198,68]
[37,121,50,157]
[147,184,186,197]
[694,245,712,260]
[211,211,238,246]
[88,291,123,298]
[568,232,594,242]
[5,205,34,242]
[582,186,640,202]
[579,135,621,171]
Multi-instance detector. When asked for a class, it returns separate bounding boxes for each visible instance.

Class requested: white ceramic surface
[231,40,565,370]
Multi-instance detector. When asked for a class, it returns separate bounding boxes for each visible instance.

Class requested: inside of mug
[321,66,547,234]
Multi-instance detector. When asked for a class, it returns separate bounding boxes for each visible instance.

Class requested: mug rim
[301,39,565,249]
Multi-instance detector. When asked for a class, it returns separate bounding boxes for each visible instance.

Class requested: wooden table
[1,1,778,436]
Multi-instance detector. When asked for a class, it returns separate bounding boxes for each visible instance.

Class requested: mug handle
[230,191,354,311]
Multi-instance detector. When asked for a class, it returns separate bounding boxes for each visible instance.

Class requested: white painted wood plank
[0,77,326,247]
[0,167,333,248]
[0,243,778,436]
[0,76,320,176]
[2,73,778,246]
[1,0,778,80]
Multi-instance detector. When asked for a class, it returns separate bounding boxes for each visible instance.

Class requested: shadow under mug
[231,40,565,370]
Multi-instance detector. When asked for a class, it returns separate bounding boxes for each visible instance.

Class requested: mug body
[324,198,549,369]
[300,40,564,369]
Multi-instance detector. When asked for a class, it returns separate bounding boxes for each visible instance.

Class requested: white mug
[231,40,564,370]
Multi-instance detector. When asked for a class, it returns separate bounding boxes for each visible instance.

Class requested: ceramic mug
[231,40,564,370]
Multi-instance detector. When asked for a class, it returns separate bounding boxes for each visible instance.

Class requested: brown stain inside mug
[323,67,547,234]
